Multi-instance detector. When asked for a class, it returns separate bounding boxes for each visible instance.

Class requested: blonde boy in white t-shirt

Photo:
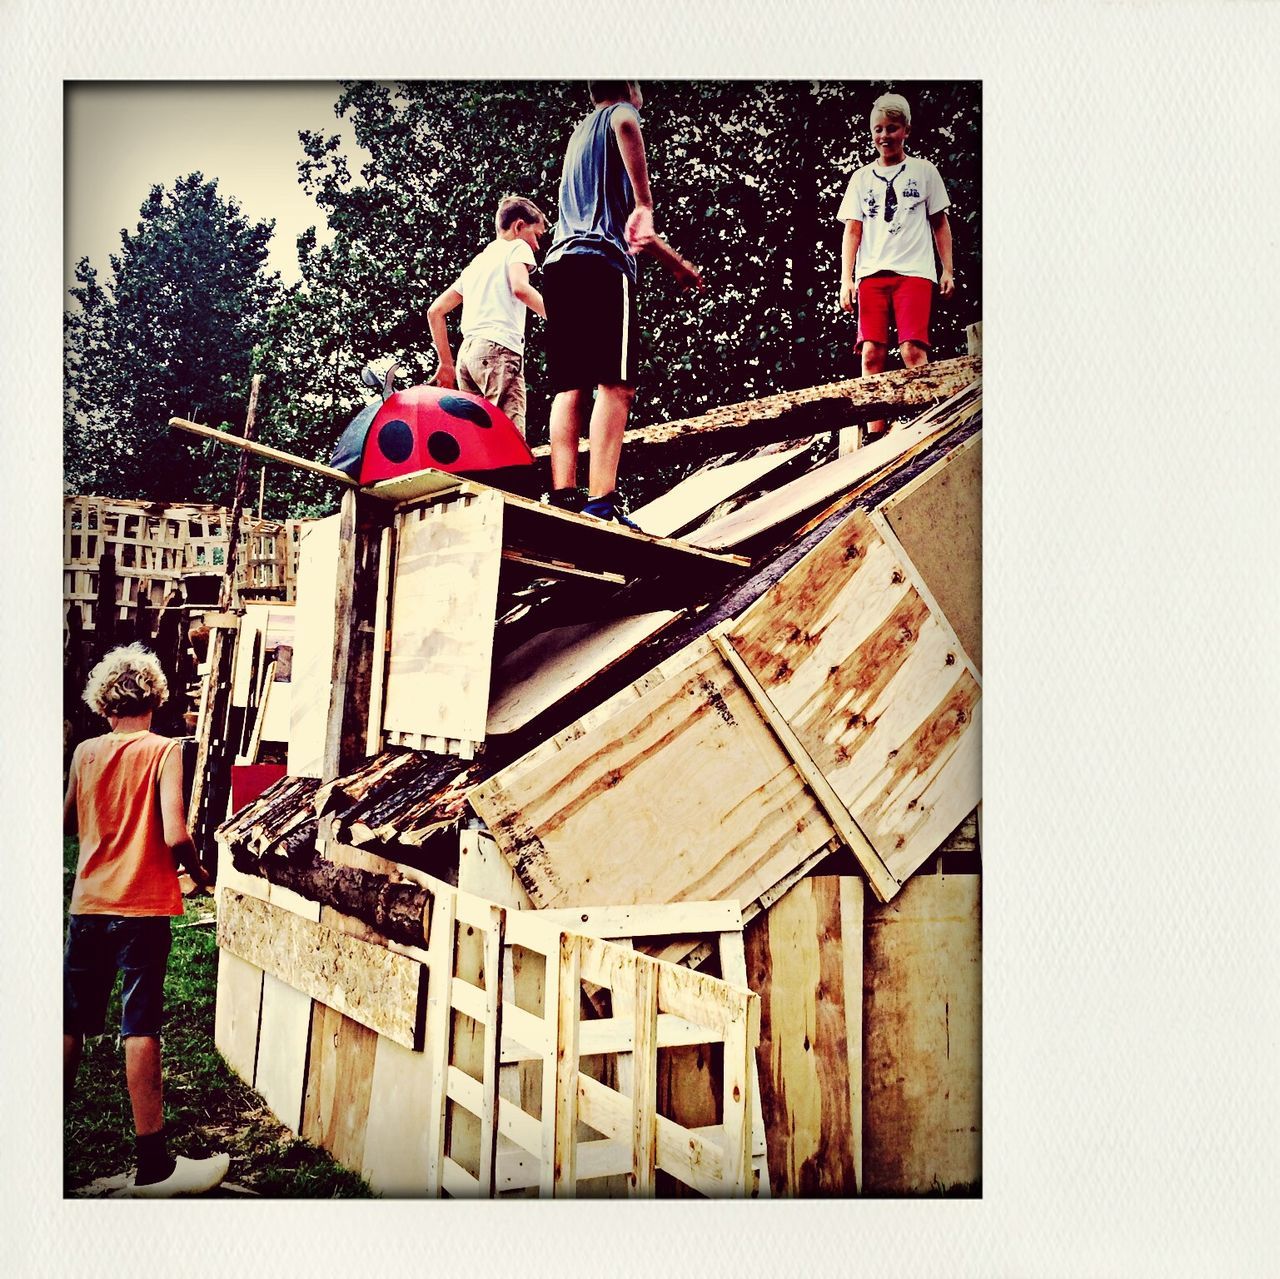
[837,93,955,439]
[428,195,548,435]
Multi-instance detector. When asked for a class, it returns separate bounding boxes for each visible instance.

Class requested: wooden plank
[550,932,580,1196]
[877,432,982,671]
[628,442,812,538]
[301,1002,379,1173]
[725,508,981,893]
[530,357,982,465]
[422,885,457,1196]
[745,876,862,1196]
[287,514,341,777]
[365,525,393,756]
[361,1034,434,1196]
[321,487,359,780]
[362,467,468,505]
[217,889,426,1049]
[254,971,313,1133]
[501,548,626,585]
[863,872,981,1194]
[688,395,978,552]
[382,491,504,745]
[169,416,356,486]
[213,948,263,1086]
[486,611,679,738]
[470,633,837,912]
[508,900,742,941]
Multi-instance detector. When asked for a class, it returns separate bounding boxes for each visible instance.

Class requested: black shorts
[64,914,172,1038]
[543,254,641,392]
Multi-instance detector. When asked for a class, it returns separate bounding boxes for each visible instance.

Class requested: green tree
[64,173,280,503]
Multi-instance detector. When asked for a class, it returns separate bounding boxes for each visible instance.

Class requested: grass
[63,837,372,1197]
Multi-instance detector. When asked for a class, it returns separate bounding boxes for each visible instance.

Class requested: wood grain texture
[301,1001,379,1174]
[361,1034,435,1195]
[218,889,426,1049]
[744,876,862,1196]
[470,633,837,911]
[213,948,263,1086]
[382,490,504,744]
[254,971,313,1133]
[879,432,982,670]
[863,872,981,1194]
[726,508,981,890]
[286,514,340,777]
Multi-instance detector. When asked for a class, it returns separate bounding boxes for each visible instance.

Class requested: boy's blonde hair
[871,92,912,128]
[83,643,169,718]
[496,195,546,234]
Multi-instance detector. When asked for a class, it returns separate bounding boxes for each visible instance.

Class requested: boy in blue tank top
[542,80,702,529]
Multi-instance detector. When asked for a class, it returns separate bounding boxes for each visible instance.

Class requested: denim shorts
[63,914,172,1038]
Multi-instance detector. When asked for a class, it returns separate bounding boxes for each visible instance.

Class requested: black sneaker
[581,491,642,532]
[546,487,584,514]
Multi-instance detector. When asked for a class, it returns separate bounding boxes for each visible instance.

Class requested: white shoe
[122,1152,231,1198]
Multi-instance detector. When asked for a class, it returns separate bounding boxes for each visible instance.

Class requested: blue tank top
[545,103,638,282]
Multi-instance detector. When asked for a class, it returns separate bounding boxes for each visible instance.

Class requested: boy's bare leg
[124,1034,165,1136]
[861,340,889,435]
[64,1033,82,1094]
[586,383,636,497]
[549,389,590,490]
[900,339,929,370]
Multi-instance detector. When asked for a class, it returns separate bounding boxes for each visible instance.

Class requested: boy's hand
[840,281,856,312]
[672,258,703,291]
[938,269,955,299]
[625,206,656,253]
[431,365,457,390]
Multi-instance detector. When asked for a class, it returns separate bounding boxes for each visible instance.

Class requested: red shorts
[856,273,934,348]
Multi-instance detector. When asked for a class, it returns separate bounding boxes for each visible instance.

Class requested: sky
[64,82,363,295]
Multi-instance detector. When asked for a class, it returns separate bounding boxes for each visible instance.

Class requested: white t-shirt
[836,155,950,282]
[454,237,538,354]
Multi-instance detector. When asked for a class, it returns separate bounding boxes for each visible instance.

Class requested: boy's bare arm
[929,211,955,298]
[63,752,79,836]
[159,746,212,891]
[840,221,863,312]
[612,109,656,251]
[507,262,546,319]
[428,287,463,387]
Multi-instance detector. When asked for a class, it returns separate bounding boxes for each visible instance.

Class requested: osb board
[362,1035,435,1196]
[744,876,862,1196]
[863,872,981,1194]
[486,610,679,737]
[254,971,313,1133]
[382,489,504,745]
[725,508,981,887]
[470,632,837,910]
[214,948,263,1087]
[301,1001,380,1175]
[287,514,340,777]
[217,889,426,1050]
[879,432,982,671]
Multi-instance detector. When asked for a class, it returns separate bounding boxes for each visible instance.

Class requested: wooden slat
[361,1034,434,1196]
[506,899,742,942]
[217,889,426,1049]
[365,525,393,756]
[422,886,456,1196]
[213,948,263,1086]
[550,932,580,1197]
[169,416,357,485]
[301,1002,378,1174]
[286,514,341,777]
[630,958,660,1195]
[253,972,312,1133]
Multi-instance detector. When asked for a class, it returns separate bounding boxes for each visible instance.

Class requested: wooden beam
[169,417,357,487]
[530,357,981,463]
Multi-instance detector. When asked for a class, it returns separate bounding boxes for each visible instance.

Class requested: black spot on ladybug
[439,394,492,429]
[427,430,462,465]
[377,419,414,463]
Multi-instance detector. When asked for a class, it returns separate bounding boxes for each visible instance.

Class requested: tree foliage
[64,173,279,502]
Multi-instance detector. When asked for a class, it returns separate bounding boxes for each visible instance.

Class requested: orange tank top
[69,730,184,916]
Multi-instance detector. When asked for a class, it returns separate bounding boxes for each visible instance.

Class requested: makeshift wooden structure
[208,358,984,1197]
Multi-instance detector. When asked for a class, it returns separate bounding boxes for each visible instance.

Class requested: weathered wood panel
[382,489,504,745]
[745,876,862,1196]
[361,1034,435,1195]
[213,948,263,1087]
[863,872,981,1194]
[878,432,982,671]
[254,971,312,1133]
[301,1001,379,1175]
[286,514,340,777]
[726,508,981,889]
[217,889,426,1049]
[470,633,837,911]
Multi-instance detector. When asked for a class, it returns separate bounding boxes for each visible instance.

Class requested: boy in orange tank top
[63,643,229,1196]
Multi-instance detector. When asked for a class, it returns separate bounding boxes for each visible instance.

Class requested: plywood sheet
[863,872,981,1193]
[470,633,836,910]
[362,1035,435,1195]
[287,515,340,777]
[879,432,982,670]
[485,610,678,737]
[382,490,504,744]
[302,1002,379,1175]
[725,508,981,888]
[254,971,313,1133]
[214,948,263,1086]
[217,889,426,1049]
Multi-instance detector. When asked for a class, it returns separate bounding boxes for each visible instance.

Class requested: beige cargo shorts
[457,336,527,436]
